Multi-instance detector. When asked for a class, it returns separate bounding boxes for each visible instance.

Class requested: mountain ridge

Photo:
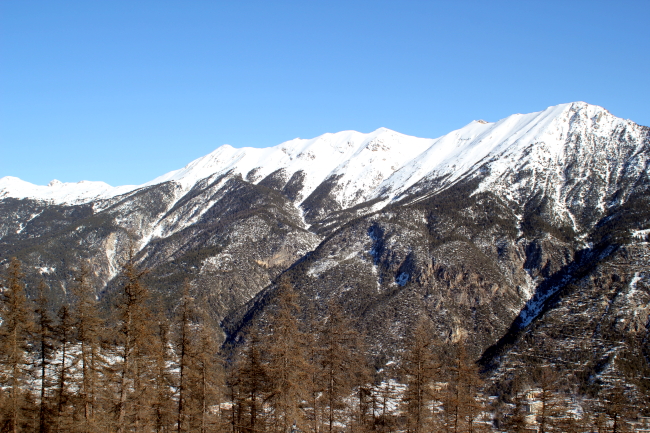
[1,101,648,404]
[4,101,639,211]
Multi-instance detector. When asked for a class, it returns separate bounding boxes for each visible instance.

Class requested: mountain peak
[1,102,641,207]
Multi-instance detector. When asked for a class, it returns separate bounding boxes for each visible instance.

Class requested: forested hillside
[1,255,646,432]
[1,102,649,431]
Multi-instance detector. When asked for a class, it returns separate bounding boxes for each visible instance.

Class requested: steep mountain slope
[1,102,648,394]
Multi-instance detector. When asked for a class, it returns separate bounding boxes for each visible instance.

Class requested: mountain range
[1,101,648,400]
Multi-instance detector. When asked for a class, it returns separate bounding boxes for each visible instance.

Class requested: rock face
[1,102,649,395]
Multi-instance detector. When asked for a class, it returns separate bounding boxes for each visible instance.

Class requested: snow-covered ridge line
[0,101,642,207]
[0,176,141,206]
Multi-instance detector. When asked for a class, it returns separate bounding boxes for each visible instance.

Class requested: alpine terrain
[1,101,649,424]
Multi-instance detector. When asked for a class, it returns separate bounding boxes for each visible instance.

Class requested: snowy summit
[1,102,645,213]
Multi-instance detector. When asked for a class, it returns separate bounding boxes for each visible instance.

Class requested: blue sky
[2,0,649,186]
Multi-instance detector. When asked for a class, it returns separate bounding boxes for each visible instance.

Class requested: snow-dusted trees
[227,284,374,433]
[317,301,371,432]
[500,390,529,433]
[534,368,561,433]
[600,382,633,433]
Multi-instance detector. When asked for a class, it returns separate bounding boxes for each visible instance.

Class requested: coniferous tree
[535,367,561,433]
[593,411,608,433]
[555,412,587,433]
[317,301,362,433]
[377,379,400,432]
[500,391,529,433]
[232,325,268,433]
[303,307,323,433]
[225,365,242,433]
[188,310,224,433]
[444,342,485,433]
[33,279,55,433]
[263,280,311,433]
[602,382,632,433]
[575,410,594,433]
[401,318,442,433]
[53,304,74,433]
[172,284,224,432]
[114,251,153,433]
[71,264,106,432]
[151,313,174,433]
[350,345,373,433]
[176,282,193,433]
[0,257,34,433]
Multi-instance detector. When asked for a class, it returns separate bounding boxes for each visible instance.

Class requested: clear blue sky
[2,0,649,186]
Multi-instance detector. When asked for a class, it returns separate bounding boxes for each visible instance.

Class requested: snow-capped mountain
[0,106,610,197]
[0,127,434,207]
[1,101,648,399]
[3,102,646,225]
